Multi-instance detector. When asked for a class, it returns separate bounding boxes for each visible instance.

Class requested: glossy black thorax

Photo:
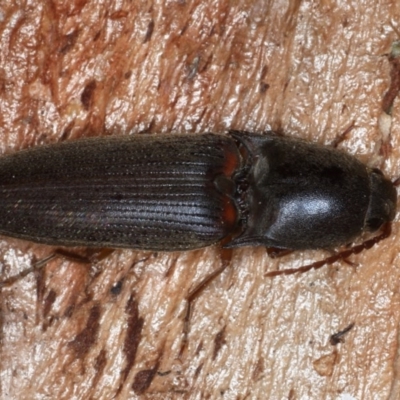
[228,132,396,250]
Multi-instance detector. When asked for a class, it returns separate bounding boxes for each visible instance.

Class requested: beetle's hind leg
[0,253,57,288]
[179,248,233,357]
[0,248,113,288]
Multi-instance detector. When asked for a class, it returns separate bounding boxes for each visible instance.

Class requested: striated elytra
[0,132,396,251]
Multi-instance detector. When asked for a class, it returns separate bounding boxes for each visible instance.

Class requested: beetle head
[365,169,397,231]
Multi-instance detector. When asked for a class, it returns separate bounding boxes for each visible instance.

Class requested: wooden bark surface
[1,0,400,399]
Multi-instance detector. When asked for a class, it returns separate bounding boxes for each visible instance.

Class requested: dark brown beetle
[0,132,395,252]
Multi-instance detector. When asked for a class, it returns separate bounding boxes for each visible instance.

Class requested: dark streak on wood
[81,80,97,111]
[68,304,101,358]
[195,340,203,356]
[144,20,154,43]
[59,30,79,54]
[252,357,264,381]
[64,304,75,318]
[70,0,89,15]
[260,65,269,80]
[180,22,189,36]
[164,257,178,278]
[35,266,47,317]
[213,326,226,360]
[288,388,296,400]
[120,294,144,383]
[200,53,213,73]
[194,363,203,378]
[0,305,4,343]
[259,82,270,94]
[110,10,128,19]
[132,360,160,395]
[194,107,208,125]
[0,70,7,95]
[93,349,107,388]
[43,289,57,319]
[93,30,102,42]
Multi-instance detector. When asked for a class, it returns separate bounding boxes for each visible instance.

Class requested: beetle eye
[366,217,384,231]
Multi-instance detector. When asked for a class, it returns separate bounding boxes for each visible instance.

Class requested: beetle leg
[0,248,112,288]
[330,120,356,148]
[179,248,233,357]
[0,254,57,288]
[265,223,392,277]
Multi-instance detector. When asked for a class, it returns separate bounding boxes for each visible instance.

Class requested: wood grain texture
[1,0,400,399]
